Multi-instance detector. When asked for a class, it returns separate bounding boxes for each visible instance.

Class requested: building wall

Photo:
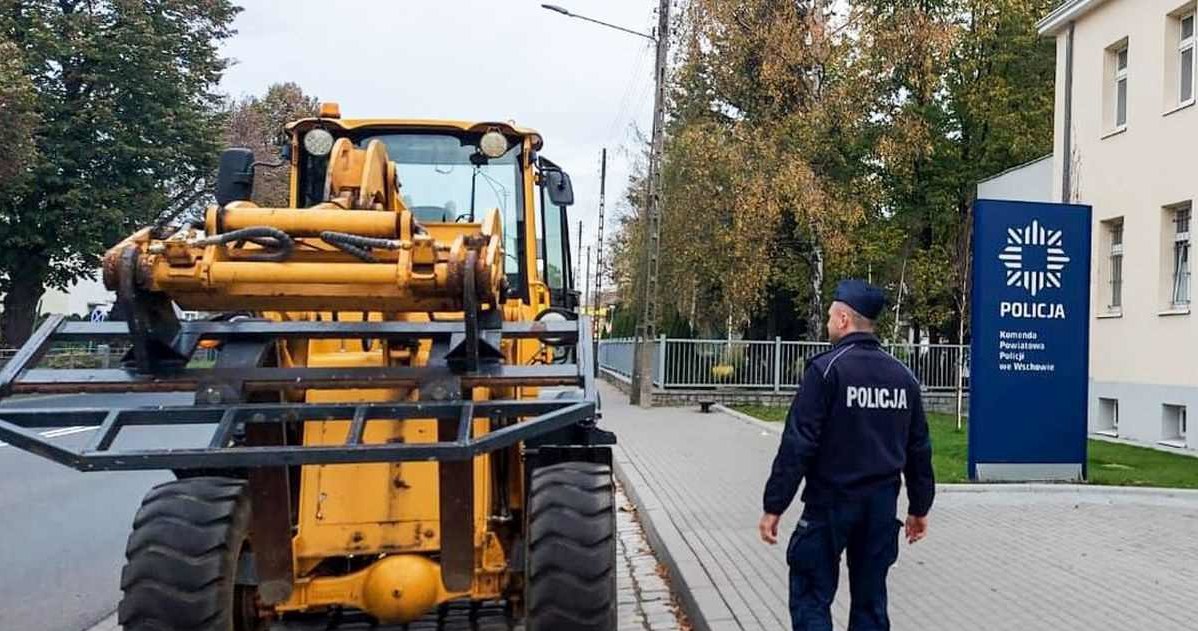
[977,155,1054,202]
[37,275,113,318]
[1049,0,1198,449]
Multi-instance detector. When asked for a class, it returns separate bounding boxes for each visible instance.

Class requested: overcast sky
[220,1,661,289]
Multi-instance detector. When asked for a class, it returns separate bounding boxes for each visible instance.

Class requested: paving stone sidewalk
[600,381,1198,631]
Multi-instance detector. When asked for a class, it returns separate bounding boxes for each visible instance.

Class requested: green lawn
[731,406,1198,489]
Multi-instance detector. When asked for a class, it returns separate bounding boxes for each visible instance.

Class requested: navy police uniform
[763,281,935,631]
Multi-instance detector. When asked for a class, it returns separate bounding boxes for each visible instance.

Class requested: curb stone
[712,404,782,435]
[613,446,741,631]
[712,404,1198,503]
[84,612,117,631]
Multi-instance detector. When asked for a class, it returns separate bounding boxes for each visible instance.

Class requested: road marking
[0,425,97,448]
[0,393,79,405]
[84,612,118,631]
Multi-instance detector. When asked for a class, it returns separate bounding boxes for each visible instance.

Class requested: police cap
[832,279,885,320]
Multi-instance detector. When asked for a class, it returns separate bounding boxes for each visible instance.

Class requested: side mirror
[545,170,574,207]
[215,148,255,206]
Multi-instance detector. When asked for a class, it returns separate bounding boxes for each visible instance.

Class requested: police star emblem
[998,220,1071,297]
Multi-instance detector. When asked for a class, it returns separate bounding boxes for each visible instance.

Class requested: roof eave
[1037,0,1110,36]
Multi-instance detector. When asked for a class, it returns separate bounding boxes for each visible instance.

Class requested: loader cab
[287,118,540,303]
[286,117,579,314]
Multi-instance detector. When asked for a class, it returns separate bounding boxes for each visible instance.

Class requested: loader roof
[286,117,544,151]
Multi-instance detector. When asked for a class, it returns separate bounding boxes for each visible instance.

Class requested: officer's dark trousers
[787,486,901,631]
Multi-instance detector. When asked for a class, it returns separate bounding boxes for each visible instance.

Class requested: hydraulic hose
[191,226,295,262]
[321,231,401,262]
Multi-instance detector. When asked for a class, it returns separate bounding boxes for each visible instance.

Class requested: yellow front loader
[0,106,616,630]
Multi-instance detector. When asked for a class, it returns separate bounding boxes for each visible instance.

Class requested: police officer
[759,279,935,631]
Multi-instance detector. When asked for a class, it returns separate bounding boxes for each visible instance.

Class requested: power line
[604,5,657,145]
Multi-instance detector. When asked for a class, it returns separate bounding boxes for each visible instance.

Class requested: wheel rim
[233,542,268,631]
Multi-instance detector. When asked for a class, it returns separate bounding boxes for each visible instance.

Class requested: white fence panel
[599,338,969,393]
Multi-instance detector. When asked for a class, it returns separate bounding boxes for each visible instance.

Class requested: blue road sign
[968,199,1092,481]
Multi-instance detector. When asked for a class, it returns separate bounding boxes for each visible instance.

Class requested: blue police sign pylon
[968,199,1092,481]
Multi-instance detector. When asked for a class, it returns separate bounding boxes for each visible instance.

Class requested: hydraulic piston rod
[208,206,400,238]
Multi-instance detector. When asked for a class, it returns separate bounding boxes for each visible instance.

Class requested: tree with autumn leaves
[611,0,1057,343]
[0,0,319,345]
[223,82,320,208]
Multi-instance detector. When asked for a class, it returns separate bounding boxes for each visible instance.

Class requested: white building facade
[38,275,113,319]
[976,155,1054,203]
[1041,0,1197,450]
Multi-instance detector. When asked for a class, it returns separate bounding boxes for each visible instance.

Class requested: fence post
[655,335,667,388]
[773,337,782,393]
[955,345,966,431]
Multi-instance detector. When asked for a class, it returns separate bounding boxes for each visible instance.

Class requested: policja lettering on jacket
[845,386,909,410]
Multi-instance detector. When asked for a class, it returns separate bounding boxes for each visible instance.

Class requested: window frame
[1182,13,1196,106]
[1108,221,1124,310]
[1161,404,1188,446]
[1097,397,1120,437]
[1172,206,1191,308]
[1114,45,1130,129]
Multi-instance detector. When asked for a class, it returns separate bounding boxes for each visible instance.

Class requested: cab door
[537,158,578,310]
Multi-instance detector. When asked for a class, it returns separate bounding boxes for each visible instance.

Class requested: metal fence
[595,338,659,386]
[598,337,969,392]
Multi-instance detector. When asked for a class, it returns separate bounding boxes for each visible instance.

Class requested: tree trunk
[956,312,966,431]
[807,242,825,341]
[2,257,49,347]
[892,256,908,341]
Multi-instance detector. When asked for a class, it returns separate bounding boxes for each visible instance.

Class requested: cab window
[538,174,573,308]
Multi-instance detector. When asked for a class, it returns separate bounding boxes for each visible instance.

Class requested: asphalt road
[0,393,197,631]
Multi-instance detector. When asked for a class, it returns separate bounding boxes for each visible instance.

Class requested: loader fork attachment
[438,404,476,592]
[210,339,296,605]
[0,316,606,472]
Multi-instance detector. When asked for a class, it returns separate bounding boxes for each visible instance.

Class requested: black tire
[524,462,616,631]
[118,476,263,631]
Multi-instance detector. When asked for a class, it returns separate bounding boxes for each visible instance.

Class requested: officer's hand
[759,513,780,545]
[905,514,928,544]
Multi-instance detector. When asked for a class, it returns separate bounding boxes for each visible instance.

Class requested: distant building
[38,274,113,319]
[976,155,1054,203]
[1039,0,1196,450]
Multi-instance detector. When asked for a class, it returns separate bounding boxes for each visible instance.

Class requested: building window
[1097,398,1119,436]
[1108,221,1123,310]
[1172,206,1191,307]
[1181,13,1196,104]
[1114,46,1129,128]
[1161,404,1187,446]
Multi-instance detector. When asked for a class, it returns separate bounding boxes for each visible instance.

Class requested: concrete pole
[630,0,671,407]
[594,148,607,340]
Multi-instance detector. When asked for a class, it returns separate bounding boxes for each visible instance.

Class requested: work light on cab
[479,129,508,158]
[303,128,334,157]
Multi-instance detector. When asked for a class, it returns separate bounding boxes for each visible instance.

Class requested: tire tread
[118,477,250,631]
[524,462,616,631]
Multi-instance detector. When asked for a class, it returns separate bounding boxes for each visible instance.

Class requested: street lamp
[542,2,671,407]
[540,4,657,42]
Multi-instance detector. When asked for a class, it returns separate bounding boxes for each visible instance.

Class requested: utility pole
[575,220,584,297]
[630,0,670,406]
[583,245,592,313]
[593,148,607,340]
